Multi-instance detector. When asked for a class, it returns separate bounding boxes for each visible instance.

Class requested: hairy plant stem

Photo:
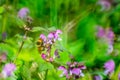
[44,69,48,80]
[14,30,28,63]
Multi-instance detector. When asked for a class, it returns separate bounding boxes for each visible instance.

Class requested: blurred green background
[0,0,120,80]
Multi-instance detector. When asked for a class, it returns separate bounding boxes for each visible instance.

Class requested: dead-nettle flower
[58,62,86,79]
[93,75,102,80]
[97,27,114,45]
[97,26,114,54]
[18,7,33,23]
[104,60,115,75]
[40,34,47,42]
[97,0,111,11]
[18,7,29,19]
[2,63,16,78]
[39,30,62,62]
[47,29,62,43]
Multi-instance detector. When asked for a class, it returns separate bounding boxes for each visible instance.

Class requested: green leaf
[47,27,56,31]
[38,62,54,72]
[0,44,15,61]
[0,6,4,14]
[31,27,47,32]
[15,18,25,28]
[20,64,31,80]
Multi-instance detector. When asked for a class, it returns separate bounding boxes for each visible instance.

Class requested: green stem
[14,30,28,63]
[1,0,9,33]
[2,12,7,33]
[44,69,48,80]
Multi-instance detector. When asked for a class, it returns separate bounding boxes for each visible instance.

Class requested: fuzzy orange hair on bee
[36,38,45,53]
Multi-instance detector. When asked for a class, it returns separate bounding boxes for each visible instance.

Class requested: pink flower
[106,29,114,44]
[40,34,46,42]
[78,65,86,70]
[97,0,111,11]
[47,30,62,43]
[41,53,47,60]
[18,8,29,19]
[49,57,54,62]
[70,68,81,75]
[48,32,54,39]
[104,60,115,75]
[58,66,68,77]
[39,30,62,62]
[97,27,105,37]
[93,75,102,80]
[54,30,62,41]
[2,63,16,77]
[58,62,86,79]
[97,26,114,54]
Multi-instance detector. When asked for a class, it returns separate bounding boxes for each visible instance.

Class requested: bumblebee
[36,38,45,53]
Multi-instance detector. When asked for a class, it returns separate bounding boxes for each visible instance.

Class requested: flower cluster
[97,0,112,11]
[58,62,86,79]
[1,63,16,78]
[18,7,32,24]
[38,30,62,62]
[93,75,102,80]
[97,26,114,54]
[104,60,115,75]
[97,27,114,44]
[18,8,29,19]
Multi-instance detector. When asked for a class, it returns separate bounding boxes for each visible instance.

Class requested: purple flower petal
[70,62,77,67]
[106,29,114,44]
[49,57,53,62]
[18,8,29,19]
[78,65,86,69]
[40,34,46,42]
[2,63,16,77]
[41,53,47,60]
[71,68,81,75]
[97,27,105,38]
[48,32,54,39]
[94,75,102,80]
[67,62,71,66]
[56,30,62,34]
[97,0,111,11]
[54,30,62,41]
[104,60,115,74]
[58,66,66,71]
[58,66,68,77]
